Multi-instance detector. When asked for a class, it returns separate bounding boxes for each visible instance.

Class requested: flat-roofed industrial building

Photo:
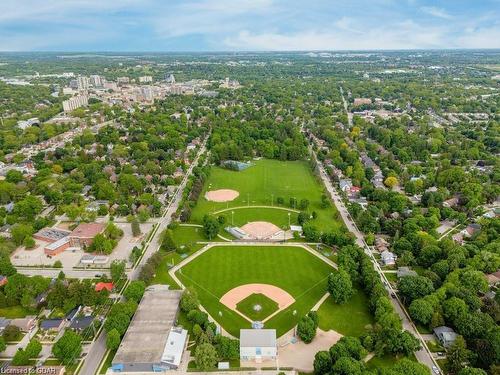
[111,285,187,373]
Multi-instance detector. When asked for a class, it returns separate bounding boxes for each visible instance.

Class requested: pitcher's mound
[205,189,239,202]
[241,221,281,240]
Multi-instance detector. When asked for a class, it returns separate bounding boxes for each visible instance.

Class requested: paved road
[339,86,353,127]
[310,147,438,372]
[78,135,209,375]
[17,267,110,278]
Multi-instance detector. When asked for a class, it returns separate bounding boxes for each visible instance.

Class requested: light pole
[247,193,249,207]
[271,194,274,206]
[288,212,291,227]
[231,211,234,226]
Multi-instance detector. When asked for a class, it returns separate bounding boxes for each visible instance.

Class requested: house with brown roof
[485,270,500,286]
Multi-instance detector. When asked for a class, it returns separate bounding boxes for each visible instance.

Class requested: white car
[432,365,440,374]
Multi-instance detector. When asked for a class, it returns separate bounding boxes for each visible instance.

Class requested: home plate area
[226,221,286,241]
[220,283,295,323]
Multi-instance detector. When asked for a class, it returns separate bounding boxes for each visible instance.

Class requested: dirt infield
[205,189,239,202]
[220,283,295,311]
[241,221,282,239]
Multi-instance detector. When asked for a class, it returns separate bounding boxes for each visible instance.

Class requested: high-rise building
[117,77,130,85]
[90,75,103,87]
[141,87,154,101]
[62,95,89,112]
[139,76,153,83]
[165,73,175,84]
[77,76,90,91]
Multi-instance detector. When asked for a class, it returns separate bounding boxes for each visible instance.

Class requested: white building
[139,76,153,83]
[77,76,90,91]
[381,250,397,266]
[17,117,40,130]
[240,329,277,362]
[63,95,89,112]
[117,77,130,85]
[90,75,104,87]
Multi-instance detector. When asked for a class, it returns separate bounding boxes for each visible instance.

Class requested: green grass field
[316,288,374,336]
[190,159,343,232]
[236,293,279,321]
[176,245,334,337]
[0,306,32,318]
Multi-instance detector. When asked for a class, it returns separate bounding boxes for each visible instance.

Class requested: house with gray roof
[434,326,458,348]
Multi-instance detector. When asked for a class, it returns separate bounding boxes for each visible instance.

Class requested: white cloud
[223,20,450,50]
[420,6,452,19]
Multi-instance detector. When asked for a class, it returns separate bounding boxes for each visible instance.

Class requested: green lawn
[316,288,374,337]
[150,251,183,289]
[217,207,299,229]
[236,293,279,321]
[0,305,32,318]
[172,226,209,247]
[190,159,344,232]
[366,353,417,370]
[176,245,334,337]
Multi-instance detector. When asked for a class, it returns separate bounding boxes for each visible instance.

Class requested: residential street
[78,135,208,375]
[311,148,439,372]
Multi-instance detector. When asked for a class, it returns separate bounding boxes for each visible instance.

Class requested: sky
[0,0,499,51]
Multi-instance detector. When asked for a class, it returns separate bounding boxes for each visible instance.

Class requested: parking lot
[11,221,154,269]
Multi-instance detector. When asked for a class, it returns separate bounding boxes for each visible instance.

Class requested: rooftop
[112,285,182,366]
[70,222,105,238]
[240,329,277,348]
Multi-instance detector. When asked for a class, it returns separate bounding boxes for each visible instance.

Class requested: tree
[397,276,434,303]
[10,224,33,246]
[52,330,83,365]
[2,325,21,341]
[161,229,177,251]
[458,369,487,375]
[194,343,217,370]
[393,331,421,356]
[297,315,317,343]
[105,311,131,335]
[327,269,353,304]
[180,287,200,313]
[106,329,121,350]
[329,336,367,362]
[214,335,239,360]
[124,281,146,303]
[443,297,468,326]
[25,338,42,358]
[409,299,434,326]
[110,260,126,283]
[131,218,141,237]
[313,351,332,375]
[12,349,30,365]
[384,176,399,189]
[331,356,364,375]
[202,215,220,240]
[385,359,430,375]
[0,337,5,353]
[447,336,471,374]
[299,199,310,210]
